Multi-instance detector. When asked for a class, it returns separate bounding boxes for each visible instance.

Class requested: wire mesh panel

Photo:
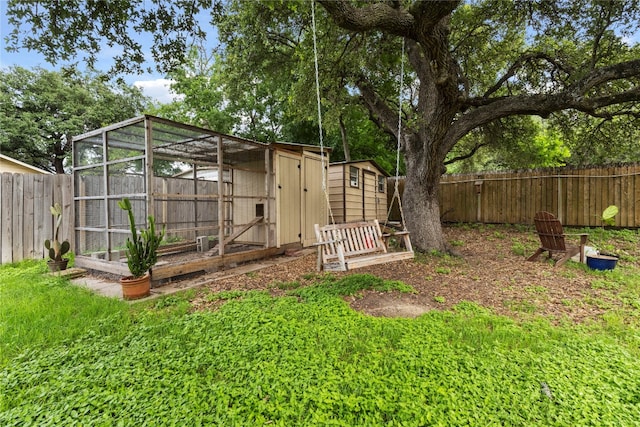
[74,134,103,167]
[152,176,221,243]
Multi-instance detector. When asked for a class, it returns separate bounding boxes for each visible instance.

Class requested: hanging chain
[311,0,336,225]
[385,38,408,231]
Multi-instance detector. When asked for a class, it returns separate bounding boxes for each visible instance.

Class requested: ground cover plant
[0,260,131,366]
[2,226,640,425]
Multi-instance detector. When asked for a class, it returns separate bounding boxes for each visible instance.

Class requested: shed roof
[330,159,391,177]
[74,115,269,166]
[73,115,329,166]
[0,153,52,174]
[271,141,331,155]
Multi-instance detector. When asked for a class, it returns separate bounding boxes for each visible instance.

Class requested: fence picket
[11,174,23,262]
[33,175,46,259]
[635,171,640,226]
[1,173,13,263]
[23,175,35,259]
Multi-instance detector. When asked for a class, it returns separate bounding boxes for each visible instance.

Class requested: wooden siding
[233,158,269,245]
[328,165,345,222]
[329,161,388,223]
[0,154,52,175]
[363,171,377,220]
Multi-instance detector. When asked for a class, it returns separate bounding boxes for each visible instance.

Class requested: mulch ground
[185,224,636,324]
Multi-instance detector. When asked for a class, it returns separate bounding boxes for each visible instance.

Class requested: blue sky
[0,2,216,104]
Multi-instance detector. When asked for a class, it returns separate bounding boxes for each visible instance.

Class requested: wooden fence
[4,164,640,264]
[389,164,640,228]
[1,173,73,264]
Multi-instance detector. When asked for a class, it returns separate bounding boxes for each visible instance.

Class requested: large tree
[314,0,640,251]
[7,0,640,250]
[156,45,398,170]
[0,67,149,173]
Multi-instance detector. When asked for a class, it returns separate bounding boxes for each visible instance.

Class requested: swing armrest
[312,238,346,246]
[383,231,410,237]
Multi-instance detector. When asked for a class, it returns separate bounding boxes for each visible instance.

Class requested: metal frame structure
[72,115,278,278]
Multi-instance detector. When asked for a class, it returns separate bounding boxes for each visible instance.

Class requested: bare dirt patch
[188,225,635,323]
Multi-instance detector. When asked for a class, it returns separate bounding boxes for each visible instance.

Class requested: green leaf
[602,205,619,221]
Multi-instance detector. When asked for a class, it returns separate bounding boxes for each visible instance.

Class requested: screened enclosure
[72,115,327,280]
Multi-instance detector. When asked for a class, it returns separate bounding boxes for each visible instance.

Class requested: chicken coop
[72,115,328,282]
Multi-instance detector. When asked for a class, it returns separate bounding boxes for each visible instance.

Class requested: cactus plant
[118,198,165,279]
[44,203,70,263]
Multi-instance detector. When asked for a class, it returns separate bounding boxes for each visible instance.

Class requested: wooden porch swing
[310,2,413,272]
[314,220,413,272]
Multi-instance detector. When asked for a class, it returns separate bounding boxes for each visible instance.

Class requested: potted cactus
[118,198,165,300]
[45,203,71,272]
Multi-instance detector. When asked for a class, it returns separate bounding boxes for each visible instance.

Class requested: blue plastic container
[586,254,618,271]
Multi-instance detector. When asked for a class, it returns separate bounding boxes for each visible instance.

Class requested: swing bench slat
[314,219,414,272]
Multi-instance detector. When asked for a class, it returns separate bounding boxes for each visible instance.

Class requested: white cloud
[133,78,184,104]
[621,35,639,46]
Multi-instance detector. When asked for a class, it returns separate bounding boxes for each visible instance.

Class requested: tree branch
[405,38,430,85]
[444,140,490,165]
[571,59,640,94]
[572,88,640,118]
[589,5,612,70]
[318,0,460,40]
[357,80,399,138]
[483,52,575,99]
[463,58,640,108]
[318,0,415,37]
[450,90,640,150]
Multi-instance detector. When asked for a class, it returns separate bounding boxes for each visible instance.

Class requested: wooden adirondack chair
[527,211,588,267]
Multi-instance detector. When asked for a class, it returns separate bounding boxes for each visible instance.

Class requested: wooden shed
[328,160,389,223]
[72,115,328,282]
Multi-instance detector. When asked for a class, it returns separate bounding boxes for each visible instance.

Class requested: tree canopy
[5,0,640,250]
[0,67,149,173]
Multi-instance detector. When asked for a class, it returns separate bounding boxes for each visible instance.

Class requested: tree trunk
[402,163,449,253]
[401,131,451,253]
[53,133,71,174]
[54,156,65,174]
[404,189,447,252]
[339,114,351,162]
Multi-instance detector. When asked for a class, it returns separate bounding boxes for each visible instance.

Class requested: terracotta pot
[48,259,69,272]
[120,272,151,300]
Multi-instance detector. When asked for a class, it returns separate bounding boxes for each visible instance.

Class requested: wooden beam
[223,216,263,245]
[75,256,130,276]
[217,136,225,256]
[265,149,271,248]
[151,245,293,281]
[207,217,264,256]
[145,117,154,229]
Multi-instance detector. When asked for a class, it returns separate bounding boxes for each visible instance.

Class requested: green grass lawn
[2,236,640,426]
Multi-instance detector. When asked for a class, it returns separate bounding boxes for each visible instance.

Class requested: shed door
[277,153,301,245]
[362,170,377,220]
[302,153,327,247]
